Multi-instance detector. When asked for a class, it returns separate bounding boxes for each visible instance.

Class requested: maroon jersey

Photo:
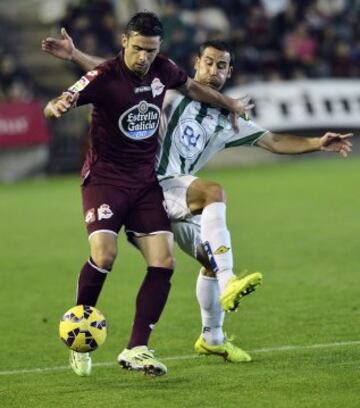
[68,53,187,187]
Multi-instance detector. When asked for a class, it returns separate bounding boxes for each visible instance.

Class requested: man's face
[122,32,161,76]
[194,47,232,91]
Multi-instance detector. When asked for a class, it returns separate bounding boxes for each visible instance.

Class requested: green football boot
[220,272,263,312]
[194,335,251,363]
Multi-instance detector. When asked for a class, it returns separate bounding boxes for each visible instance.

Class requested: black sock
[127,267,173,349]
[76,258,110,306]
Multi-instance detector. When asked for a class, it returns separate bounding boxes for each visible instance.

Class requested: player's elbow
[268,143,286,154]
[177,77,193,97]
[260,132,286,154]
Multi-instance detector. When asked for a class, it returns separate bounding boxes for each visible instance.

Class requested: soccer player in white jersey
[42,31,353,364]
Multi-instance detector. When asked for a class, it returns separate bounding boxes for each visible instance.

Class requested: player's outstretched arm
[178,78,254,131]
[257,132,353,157]
[42,27,105,72]
[43,91,78,119]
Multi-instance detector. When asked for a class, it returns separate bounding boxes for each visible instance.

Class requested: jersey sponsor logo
[97,204,114,221]
[119,100,161,140]
[214,245,231,255]
[151,77,165,97]
[134,85,151,94]
[173,118,206,159]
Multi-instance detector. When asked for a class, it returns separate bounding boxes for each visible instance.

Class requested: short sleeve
[163,58,188,90]
[67,69,104,107]
[223,117,269,148]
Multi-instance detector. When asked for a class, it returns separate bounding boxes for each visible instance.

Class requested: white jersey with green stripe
[156,90,268,178]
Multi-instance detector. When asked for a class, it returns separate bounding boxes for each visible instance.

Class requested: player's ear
[121,33,128,48]
[227,66,233,79]
[194,56,200,71]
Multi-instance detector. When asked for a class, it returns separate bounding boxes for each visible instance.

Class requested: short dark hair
[125,12,164,39]
[198,40,235,67]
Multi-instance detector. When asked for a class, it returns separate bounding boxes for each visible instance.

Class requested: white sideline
[1,340,359,377]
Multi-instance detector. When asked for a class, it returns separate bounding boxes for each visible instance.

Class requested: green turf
[1,157,360,408]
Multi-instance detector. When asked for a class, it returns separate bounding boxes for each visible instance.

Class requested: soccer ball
[59,305,107,352]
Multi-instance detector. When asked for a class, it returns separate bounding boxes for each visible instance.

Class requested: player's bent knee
[91,249,117,270]
[204,183,226,205]
[150,254,175,270]
[160,254,175,270]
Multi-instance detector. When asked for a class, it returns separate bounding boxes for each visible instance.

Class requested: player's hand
[41,27,75,60]
[45,92,78,118]
[319,132,353,157]
[229,95,254,132]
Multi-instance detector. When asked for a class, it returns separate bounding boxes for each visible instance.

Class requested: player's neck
[123,55,148,79]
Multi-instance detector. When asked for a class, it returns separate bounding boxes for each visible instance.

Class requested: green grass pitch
[1,157,359,408]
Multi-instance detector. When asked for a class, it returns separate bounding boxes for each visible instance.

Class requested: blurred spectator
[285,23,317,63]
[161,1,194,67]
[260,0,289,18]
[60,0,118,58]
[316,0,347,17]
[330,40,355,77]
[44,0,360,87]
[0,53,34,102]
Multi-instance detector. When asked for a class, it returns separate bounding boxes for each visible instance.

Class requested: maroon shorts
[82,181,171,237]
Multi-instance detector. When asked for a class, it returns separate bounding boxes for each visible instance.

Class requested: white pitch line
[1,340,359,377]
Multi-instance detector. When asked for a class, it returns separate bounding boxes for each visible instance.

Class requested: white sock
[201,202,234,294]
[196,271,225,345]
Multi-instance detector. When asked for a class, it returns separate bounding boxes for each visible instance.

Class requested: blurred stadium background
[0,0,359,182]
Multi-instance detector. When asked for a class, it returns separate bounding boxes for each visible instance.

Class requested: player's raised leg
[193,260,251,362]
[118,231,174,376]
[187,178,262,312]
[171,221,253,362]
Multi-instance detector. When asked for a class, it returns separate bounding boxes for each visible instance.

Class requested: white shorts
[159,175,201,259]
[159,175,197,220]
[171,217,201,260]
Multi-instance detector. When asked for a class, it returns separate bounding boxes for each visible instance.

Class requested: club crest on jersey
[173,118,206,159]
[97,204,113,221]
[119,100,160,140]
[151,77,165,97]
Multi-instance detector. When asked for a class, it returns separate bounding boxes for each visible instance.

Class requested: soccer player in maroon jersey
[44,12,252,377]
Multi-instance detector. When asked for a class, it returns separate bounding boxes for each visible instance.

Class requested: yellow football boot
[220,272,263,312]
[194,335,251,363]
